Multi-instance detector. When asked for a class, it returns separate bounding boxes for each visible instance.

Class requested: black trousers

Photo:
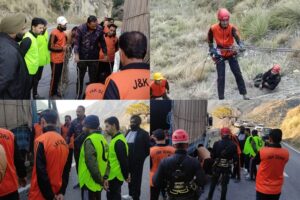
[107,178,123,200]
[244,154,251,173]
[32,66,44,96]
[150,186,161,200]
[0,191,19,200]
[256,191,281,200]
[232,157,241,180]
[76,61,99,99]
[250,157,257,180]
[208,170,230,200]
[129,161,144,200]
[81,186,101,200]
[216,56,247,99]
[99,61,114,84]
[49,62,63,96]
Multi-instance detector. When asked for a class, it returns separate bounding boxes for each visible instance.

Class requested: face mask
[15,32,24,42]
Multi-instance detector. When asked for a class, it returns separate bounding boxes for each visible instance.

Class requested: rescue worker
[0,144,7,183]
[66,105,86,189]
[237,126,247,169]
[99,23,119,84]
[85,83,106,99]
[103,31,150,100]
[153,129,205,200]
[207,8,249,100]
[207,127,238,200]
[34,18,50,99]
[74,15,107,99]
[0,128,27,199]
[61,115,73,184]
[28,109,70,200]
[49,16,68,98]
[20,17,45,99]
[123,115,150,200]
[254,64,281,90]
[78,115,108,200]
[255,129,289,200]
[0,13,30,99]
[150,72,170,100]
[230,132,242,182]
[101,17,114,33]
[243,129,264,181]
[103,116,129,200]
[150,129,175,200]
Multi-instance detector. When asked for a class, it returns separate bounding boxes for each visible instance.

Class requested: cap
[57,16,68,25]
[84,115,100,129]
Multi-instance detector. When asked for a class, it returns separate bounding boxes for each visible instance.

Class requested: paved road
[65,157,150,200]
[37,25,120,99]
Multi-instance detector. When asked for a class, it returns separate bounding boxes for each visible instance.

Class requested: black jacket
[0,33,30,99]
[126,127,150,164]
[262,69,281,90]
[153,149,205,189]
[212,137,238,162]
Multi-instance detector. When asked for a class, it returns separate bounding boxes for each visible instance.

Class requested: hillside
[208,97,300,149]
[0,0,123,23]
[151,0,300,100]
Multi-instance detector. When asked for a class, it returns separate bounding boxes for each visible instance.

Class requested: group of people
[208,8,282,100]
[0,105,150,200]
[0,13,150,100]
[149,126,289,200]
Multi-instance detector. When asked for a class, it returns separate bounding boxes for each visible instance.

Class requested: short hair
[87,15,98,23]
[130,115,142,125]
[65,115,71,120]
[108,24,117,29]
[269,129,282,144]
[31,17,44,27]
[40,18,47,26]
[240,126,245,132]
[77,105,85,111]
[41,109,58,124]
[105,116,120,130]
[119,31,147,59]
[252,129,258,136]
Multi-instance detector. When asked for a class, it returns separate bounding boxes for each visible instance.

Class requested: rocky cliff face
[0,0,114,22]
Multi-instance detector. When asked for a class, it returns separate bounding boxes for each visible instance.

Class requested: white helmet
[57,16,68,25]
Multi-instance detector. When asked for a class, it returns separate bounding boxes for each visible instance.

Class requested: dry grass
[281,105,300,148]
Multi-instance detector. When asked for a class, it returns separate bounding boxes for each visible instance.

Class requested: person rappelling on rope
[150,72,170,100]
[207,8,250,100]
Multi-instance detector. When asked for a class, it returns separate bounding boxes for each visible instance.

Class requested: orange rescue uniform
[150,145,175,187]
[150,79,167,97]
[256,146,289,195]
[29,131,69,200]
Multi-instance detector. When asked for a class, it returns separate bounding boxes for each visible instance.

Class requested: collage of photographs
[0,0,299,200]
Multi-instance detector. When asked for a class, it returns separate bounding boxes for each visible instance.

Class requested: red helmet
[172,129,189,144]
[217,8,230,21]
[271,64,281,74]
[220,127,231,137]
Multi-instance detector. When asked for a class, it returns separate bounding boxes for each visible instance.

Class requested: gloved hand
[239,42,246,52]
[209,47,218,56]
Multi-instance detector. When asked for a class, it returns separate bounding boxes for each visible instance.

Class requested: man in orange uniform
[255,129,289,200]
[150,129,175,200]
[29,109,70,200]
[150,72,170,100]
[0,128,27,199]
[103,31,150,100]
[99,23,119,83]
[49,16,68,98]
[207,8,249,100]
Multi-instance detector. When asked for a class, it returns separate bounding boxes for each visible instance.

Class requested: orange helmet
[271,64,281,74]
[220,127,231,137]
[217,8,230,21]
[172,129,189,144]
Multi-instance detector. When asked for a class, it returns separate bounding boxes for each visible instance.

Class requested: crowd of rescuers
[150,127,289,200]
[0,13,150,100]
[0,105,150,200]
